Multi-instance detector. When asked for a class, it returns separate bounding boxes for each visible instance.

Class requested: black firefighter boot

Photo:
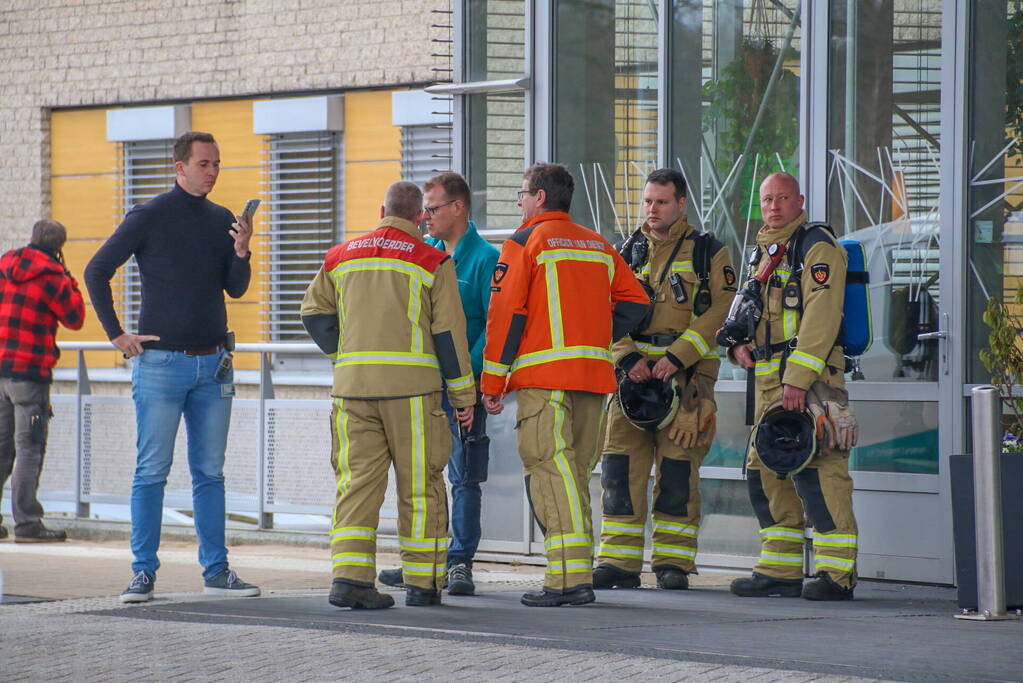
[329,580,395,609]
[653,565,689,590]
[801,572,855,601]
[521,585,596,607]
[406,585,442,607]
[592,563,642,589]
[729,572,803,598]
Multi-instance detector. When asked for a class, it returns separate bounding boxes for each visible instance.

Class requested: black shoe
[521,585,596,607]
[592,564,641,589]
[447,563,475,596]
[120,570,156,603]
[406,585,442,606]
[0,526,7,540]
[801,572,855,601]
[729,572,803,598]
[14,527,66,543]
[329,580,395,609]
[654,566,689,590]
[377,568,404,587]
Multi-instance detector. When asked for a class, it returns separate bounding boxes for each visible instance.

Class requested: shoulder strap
[788,221,837,273]
[655,237,686,289]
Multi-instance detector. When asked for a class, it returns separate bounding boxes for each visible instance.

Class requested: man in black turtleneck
[85,131,260,603]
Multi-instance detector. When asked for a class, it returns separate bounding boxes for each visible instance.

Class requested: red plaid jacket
[0,245,85,382]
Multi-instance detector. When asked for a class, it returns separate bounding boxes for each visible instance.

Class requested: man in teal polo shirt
[378,172,499,596]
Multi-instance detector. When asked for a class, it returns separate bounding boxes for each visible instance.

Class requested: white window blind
[118,139,176,336]
[264,131,343,341]
[400,123,452,185]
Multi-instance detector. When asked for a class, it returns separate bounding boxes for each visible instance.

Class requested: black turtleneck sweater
[85,183,251,351]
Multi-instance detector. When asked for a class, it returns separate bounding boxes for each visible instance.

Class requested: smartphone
[241,198,261,220]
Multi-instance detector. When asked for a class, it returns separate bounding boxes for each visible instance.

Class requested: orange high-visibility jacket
[481,211,649,396]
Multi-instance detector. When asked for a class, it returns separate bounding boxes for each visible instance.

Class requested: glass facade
[457,0,1023,583]
[967,1,1023,386]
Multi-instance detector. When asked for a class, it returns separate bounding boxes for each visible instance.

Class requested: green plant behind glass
[980,283,1023,450]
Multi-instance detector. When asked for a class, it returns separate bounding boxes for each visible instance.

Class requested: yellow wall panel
[60,240,105,288]
[51,109,118,177]
[345,161,402,236]
[344,91,400,163]
[51,175,118,240]
[191,99,265,169]
[226,302,265,352]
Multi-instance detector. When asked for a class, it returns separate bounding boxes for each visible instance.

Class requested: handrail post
[956,385,1020,621]
[257,351,275,529]
[75,349,92,520]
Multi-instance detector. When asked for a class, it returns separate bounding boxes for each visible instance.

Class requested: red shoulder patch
[327,227,447,273]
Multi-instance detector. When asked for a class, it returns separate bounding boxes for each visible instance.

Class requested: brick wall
[0,0,446,249]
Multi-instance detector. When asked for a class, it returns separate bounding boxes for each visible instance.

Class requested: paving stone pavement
[0,593,881,682]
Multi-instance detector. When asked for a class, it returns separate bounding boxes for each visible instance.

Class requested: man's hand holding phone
[232,199,259,258]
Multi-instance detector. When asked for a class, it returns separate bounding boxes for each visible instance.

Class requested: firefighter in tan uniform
[725,172,859,601]
[594,169,734,591]
[302,181,477,610]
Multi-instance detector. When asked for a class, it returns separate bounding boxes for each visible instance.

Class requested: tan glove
[806,381,858,451]
[667,374,717,448]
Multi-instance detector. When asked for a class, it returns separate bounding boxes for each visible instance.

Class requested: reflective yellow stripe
[544,255,565,347]
[403,560,446,576]
[330,526,375,543]
[333,398,351,499]
[680,329,709,357]
[399,536,448,551]
[760,526,806,542]
[330,257,436,287]
[602,522,645,536]
[812,533,857,548]
[671,260,695,274]
[408,275,423,354]
[512,345,612,372]
[815,555,855,571]
[783,308,799,340]
[652,543,696,559]
[483,360,510,376]
[653,520,697,538]
[546,534,592,550]
[447,373,474,392]
[335,352,440,368]
[634,341,670,356]
[547,559,593,573]
[775,267,792,280]
[640,264,651,277]
[549,391,585,534]
[755,358,782,376]
[760,552,804,566]
[598,543,644,558]
[410,396,426,539]
[536,248,615,272]
[332,552,375,567]
[788,349,825,373]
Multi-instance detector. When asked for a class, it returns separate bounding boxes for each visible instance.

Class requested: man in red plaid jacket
[0,219,84,542]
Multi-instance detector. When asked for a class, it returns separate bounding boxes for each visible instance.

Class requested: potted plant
[950,285,1023,609]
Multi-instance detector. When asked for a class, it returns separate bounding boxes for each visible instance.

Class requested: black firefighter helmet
[617,370,680,432]
[755,403,818,477]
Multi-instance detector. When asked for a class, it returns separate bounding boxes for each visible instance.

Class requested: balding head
[383,181,425,223]
[759,172,804,229]
[30,219,67,252]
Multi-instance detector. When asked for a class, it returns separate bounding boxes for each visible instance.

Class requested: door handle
[916,313,950,375]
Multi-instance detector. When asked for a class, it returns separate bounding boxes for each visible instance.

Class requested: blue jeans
[443,393,488,568]
[130,349,234,580]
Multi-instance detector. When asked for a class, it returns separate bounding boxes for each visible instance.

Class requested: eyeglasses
[516,189,539,200]
[424,199,457,216]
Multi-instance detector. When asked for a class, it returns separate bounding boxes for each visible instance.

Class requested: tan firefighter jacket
[301,217,476,407]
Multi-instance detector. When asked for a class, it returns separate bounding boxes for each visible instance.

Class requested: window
[118,139,176,336]
[264,131,343,342]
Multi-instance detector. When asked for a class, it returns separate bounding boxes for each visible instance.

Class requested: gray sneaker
[120,570,155,603]
[203,569,261,597]
[447,563,475,595]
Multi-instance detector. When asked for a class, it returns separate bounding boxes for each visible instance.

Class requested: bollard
[955,385,1019,621]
